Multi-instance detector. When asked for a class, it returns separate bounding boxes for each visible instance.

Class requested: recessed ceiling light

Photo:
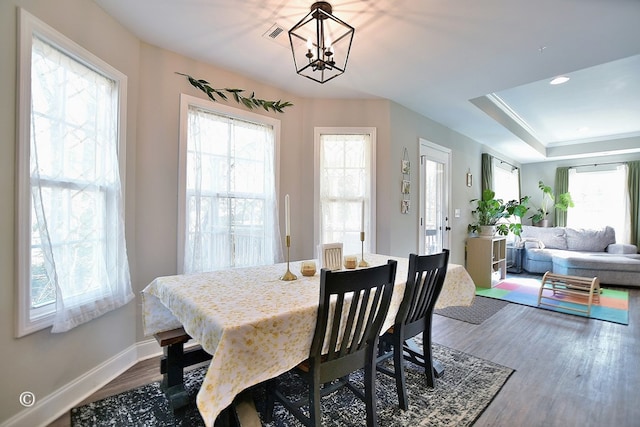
[550,76,570,85]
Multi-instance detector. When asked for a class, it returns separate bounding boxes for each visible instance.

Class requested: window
[488,157,522,244]
[568,164,630,243]
[492,158,520,203]
[315,128,376,257]
[16,10,132,336]
[179,95,281,273]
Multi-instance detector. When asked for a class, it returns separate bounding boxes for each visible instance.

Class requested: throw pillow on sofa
[522,238,545,249]
[565,226,616,252]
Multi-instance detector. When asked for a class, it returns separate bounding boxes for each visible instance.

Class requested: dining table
[142,253,476,427]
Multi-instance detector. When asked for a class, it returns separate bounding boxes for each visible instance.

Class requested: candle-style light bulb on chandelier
[289,1,355,84]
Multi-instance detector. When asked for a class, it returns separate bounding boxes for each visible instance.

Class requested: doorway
[418,139,451,254]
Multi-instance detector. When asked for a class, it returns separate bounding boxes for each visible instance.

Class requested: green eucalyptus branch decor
[177,72,293,113]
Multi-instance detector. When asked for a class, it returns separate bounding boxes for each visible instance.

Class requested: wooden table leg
[404,339,444,378]
[212,391,262,427]
[234,391,262,427]
[161,341,189,410]
[155,327,213,412]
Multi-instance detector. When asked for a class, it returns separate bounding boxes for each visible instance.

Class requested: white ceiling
[94,0,640,164]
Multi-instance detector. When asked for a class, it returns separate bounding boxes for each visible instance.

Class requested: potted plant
[528,181,574,226]
[501,197,530,237]
[468,189,530,237]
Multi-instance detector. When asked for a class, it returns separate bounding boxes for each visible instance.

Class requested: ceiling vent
[262,23,290,48]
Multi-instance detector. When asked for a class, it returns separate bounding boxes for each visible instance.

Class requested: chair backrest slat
[327,294,345,359]
[397,251,449,327]
[335,297,351,358]
[352,288,371,353]
[358,287,383,352]
[338,289,361,358]
[408,268,438,323]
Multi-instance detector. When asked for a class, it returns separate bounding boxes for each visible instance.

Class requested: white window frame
[313,127,377,257]
[16,9,128,337]
[492,158,520,203]
[567,164,630,243]
[177,94,281,273]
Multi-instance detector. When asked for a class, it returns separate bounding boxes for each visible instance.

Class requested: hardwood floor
[49,283,640,426]
[434,285,640,427]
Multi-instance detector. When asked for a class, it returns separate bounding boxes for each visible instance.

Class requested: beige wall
[388,103,484,265]
[0,0,140,422]
[133,43,306,339]
[300,98,392,258]
[0,0,487,423]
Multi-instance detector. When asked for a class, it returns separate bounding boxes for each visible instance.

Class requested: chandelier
[288,2,355,84]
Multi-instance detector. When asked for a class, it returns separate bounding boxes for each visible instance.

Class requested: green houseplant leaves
[528,180,574,224]
[468,189,530,236]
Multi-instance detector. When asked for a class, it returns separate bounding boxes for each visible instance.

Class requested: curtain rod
[567,161,624,169]
[486,153,518,170]
[496,158,518,170]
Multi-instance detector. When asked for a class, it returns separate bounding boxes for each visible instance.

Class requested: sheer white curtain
[184,106,282,272]
[319,134,372,256]
[568,165,630,243]
[492,159,520,203]
[30,36,133,333]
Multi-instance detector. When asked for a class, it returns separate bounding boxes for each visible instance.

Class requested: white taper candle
[285,194,290,236]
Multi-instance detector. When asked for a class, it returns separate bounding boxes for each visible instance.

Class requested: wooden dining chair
[266,260,398,427]
[376,250,449,410]
[321,242,343,271]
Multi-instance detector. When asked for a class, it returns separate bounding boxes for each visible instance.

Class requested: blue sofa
[520,225,640,287]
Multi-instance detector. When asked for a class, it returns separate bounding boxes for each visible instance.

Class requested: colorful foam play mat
[476,277,629,325]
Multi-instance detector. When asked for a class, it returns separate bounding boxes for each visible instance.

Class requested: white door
[419,139,451,254]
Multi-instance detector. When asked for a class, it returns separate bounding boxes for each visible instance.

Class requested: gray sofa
[519,225,640,287]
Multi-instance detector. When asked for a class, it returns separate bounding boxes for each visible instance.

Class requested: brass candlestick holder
[281,235,298,281]
[359,231,369,267]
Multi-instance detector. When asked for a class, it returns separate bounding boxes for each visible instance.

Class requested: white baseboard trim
[137,337,165,361]
[1,339,165,427]
[137,337,200,361]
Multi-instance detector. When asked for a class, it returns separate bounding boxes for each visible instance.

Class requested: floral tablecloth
[142,254,475,427]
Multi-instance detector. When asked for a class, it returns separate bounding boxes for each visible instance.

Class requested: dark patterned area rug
[434,296,510,324]
[72,343,514,426]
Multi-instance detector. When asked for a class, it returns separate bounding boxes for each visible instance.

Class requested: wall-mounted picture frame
[401,160,410,174]
[401,179,410,194]
[401,199,410,214]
